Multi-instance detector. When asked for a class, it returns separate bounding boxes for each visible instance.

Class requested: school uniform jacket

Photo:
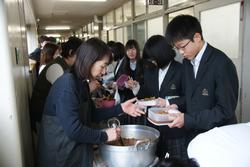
[138,60,185,111]
[183,43,238,135]
[138,60,186,138]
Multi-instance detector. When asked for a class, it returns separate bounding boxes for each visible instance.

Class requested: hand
[92,98,103,108]
[121,98,145,117]
[166,104,178,110]
[166,112,184,128]
[89,80,101,92]
[155,97,166,107]
[126,79,138,89]
[105,128,121,142]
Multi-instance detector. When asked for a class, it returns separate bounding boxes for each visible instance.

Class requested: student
[137,35,187,159]
[116,39,143,102]
[39,42,60,74]
[165,15,239,143]
[113,42,126,79]
[116,39,143,124]
[29,35,49,76]
[37,38,144,167]
[188,123,250,167]
[30,37,82,131]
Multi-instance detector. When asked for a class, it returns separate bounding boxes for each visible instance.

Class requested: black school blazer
[183,43,239,131]
[138,60,186,111]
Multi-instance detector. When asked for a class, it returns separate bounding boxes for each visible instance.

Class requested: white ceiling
[31,0,128,34]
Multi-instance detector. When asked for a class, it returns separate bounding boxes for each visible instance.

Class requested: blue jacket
[37,72,122,167]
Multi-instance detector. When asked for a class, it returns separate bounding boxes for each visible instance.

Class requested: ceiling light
[45,34,61,38]
[45,26,70,30]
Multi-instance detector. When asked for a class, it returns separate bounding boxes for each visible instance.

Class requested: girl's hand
[105,128,121,142]
[121,98,145,117]
[89,80,101,92]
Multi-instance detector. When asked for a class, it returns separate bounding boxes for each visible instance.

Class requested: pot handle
[107,117,120,128]
[134,139,150,151]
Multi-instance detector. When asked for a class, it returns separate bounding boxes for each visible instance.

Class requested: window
[115,7,123,25]
[135,0,146,17]
[123,1,132,21]
[134,21,146,50]
[147,16,163,38]
[124,25,132,43]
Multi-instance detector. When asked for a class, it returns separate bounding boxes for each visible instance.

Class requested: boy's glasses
[173,40,191,51]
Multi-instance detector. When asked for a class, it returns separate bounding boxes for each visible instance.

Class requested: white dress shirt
[158,63,170,91]
[190,42,207,78]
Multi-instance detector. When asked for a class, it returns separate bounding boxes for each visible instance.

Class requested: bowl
[148,107,179,123]
[101,99,115,108]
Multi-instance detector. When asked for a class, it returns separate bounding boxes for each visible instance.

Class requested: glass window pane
[123,1,132,21]
[148,0,163,13]
[107,11,114,29]
[168,7,194,22]
[116,28,123,43]
[102,15,108,30]
[115,7,123,25]
[134,21,146,51]
[108,30,115,41]
[124,25,132,43]
[101,30,108,43]
[168,0,189,7]
[147,16,163,38]
[87,23,92,34]
[200,2,240,59]
[135,0,146,17]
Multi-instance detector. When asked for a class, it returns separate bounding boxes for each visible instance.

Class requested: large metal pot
[99,124,160,167]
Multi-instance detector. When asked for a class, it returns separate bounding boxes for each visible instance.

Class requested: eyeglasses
[173,40,191,51]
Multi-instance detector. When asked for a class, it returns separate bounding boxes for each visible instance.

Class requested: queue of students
[29,14,240,167]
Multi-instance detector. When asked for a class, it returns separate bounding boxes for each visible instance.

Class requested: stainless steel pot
[99,125,160,167]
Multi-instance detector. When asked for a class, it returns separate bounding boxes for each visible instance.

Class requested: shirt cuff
[132,83,140,95]
[165,97,170,106]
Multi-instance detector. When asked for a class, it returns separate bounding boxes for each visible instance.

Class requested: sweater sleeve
[92,104,123,123]
[55,76,108,144]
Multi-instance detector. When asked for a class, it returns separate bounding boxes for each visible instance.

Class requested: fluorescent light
[57,0,106,2]
[45,34,61,37]
[45,26,70,30]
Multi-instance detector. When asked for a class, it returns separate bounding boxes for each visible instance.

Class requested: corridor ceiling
[31,0,128,34]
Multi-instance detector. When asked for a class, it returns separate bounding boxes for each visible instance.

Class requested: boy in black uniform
[165,15,239,144]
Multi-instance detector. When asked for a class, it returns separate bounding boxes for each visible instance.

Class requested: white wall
[147,16,163,38]
[0,0,34,166]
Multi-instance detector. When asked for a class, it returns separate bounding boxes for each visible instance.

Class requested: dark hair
[143,35,176,69]
[155,158,199,167]
[123,39,142,81]
[48,36,57,43]
[107,40,116,48]
[40,43,59,64]
[113,42,126,61]
[61,37,82,58]
[74,38,111,80]
[38,35,49,44]
[125,39,140,55]
[165,15,203,45]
